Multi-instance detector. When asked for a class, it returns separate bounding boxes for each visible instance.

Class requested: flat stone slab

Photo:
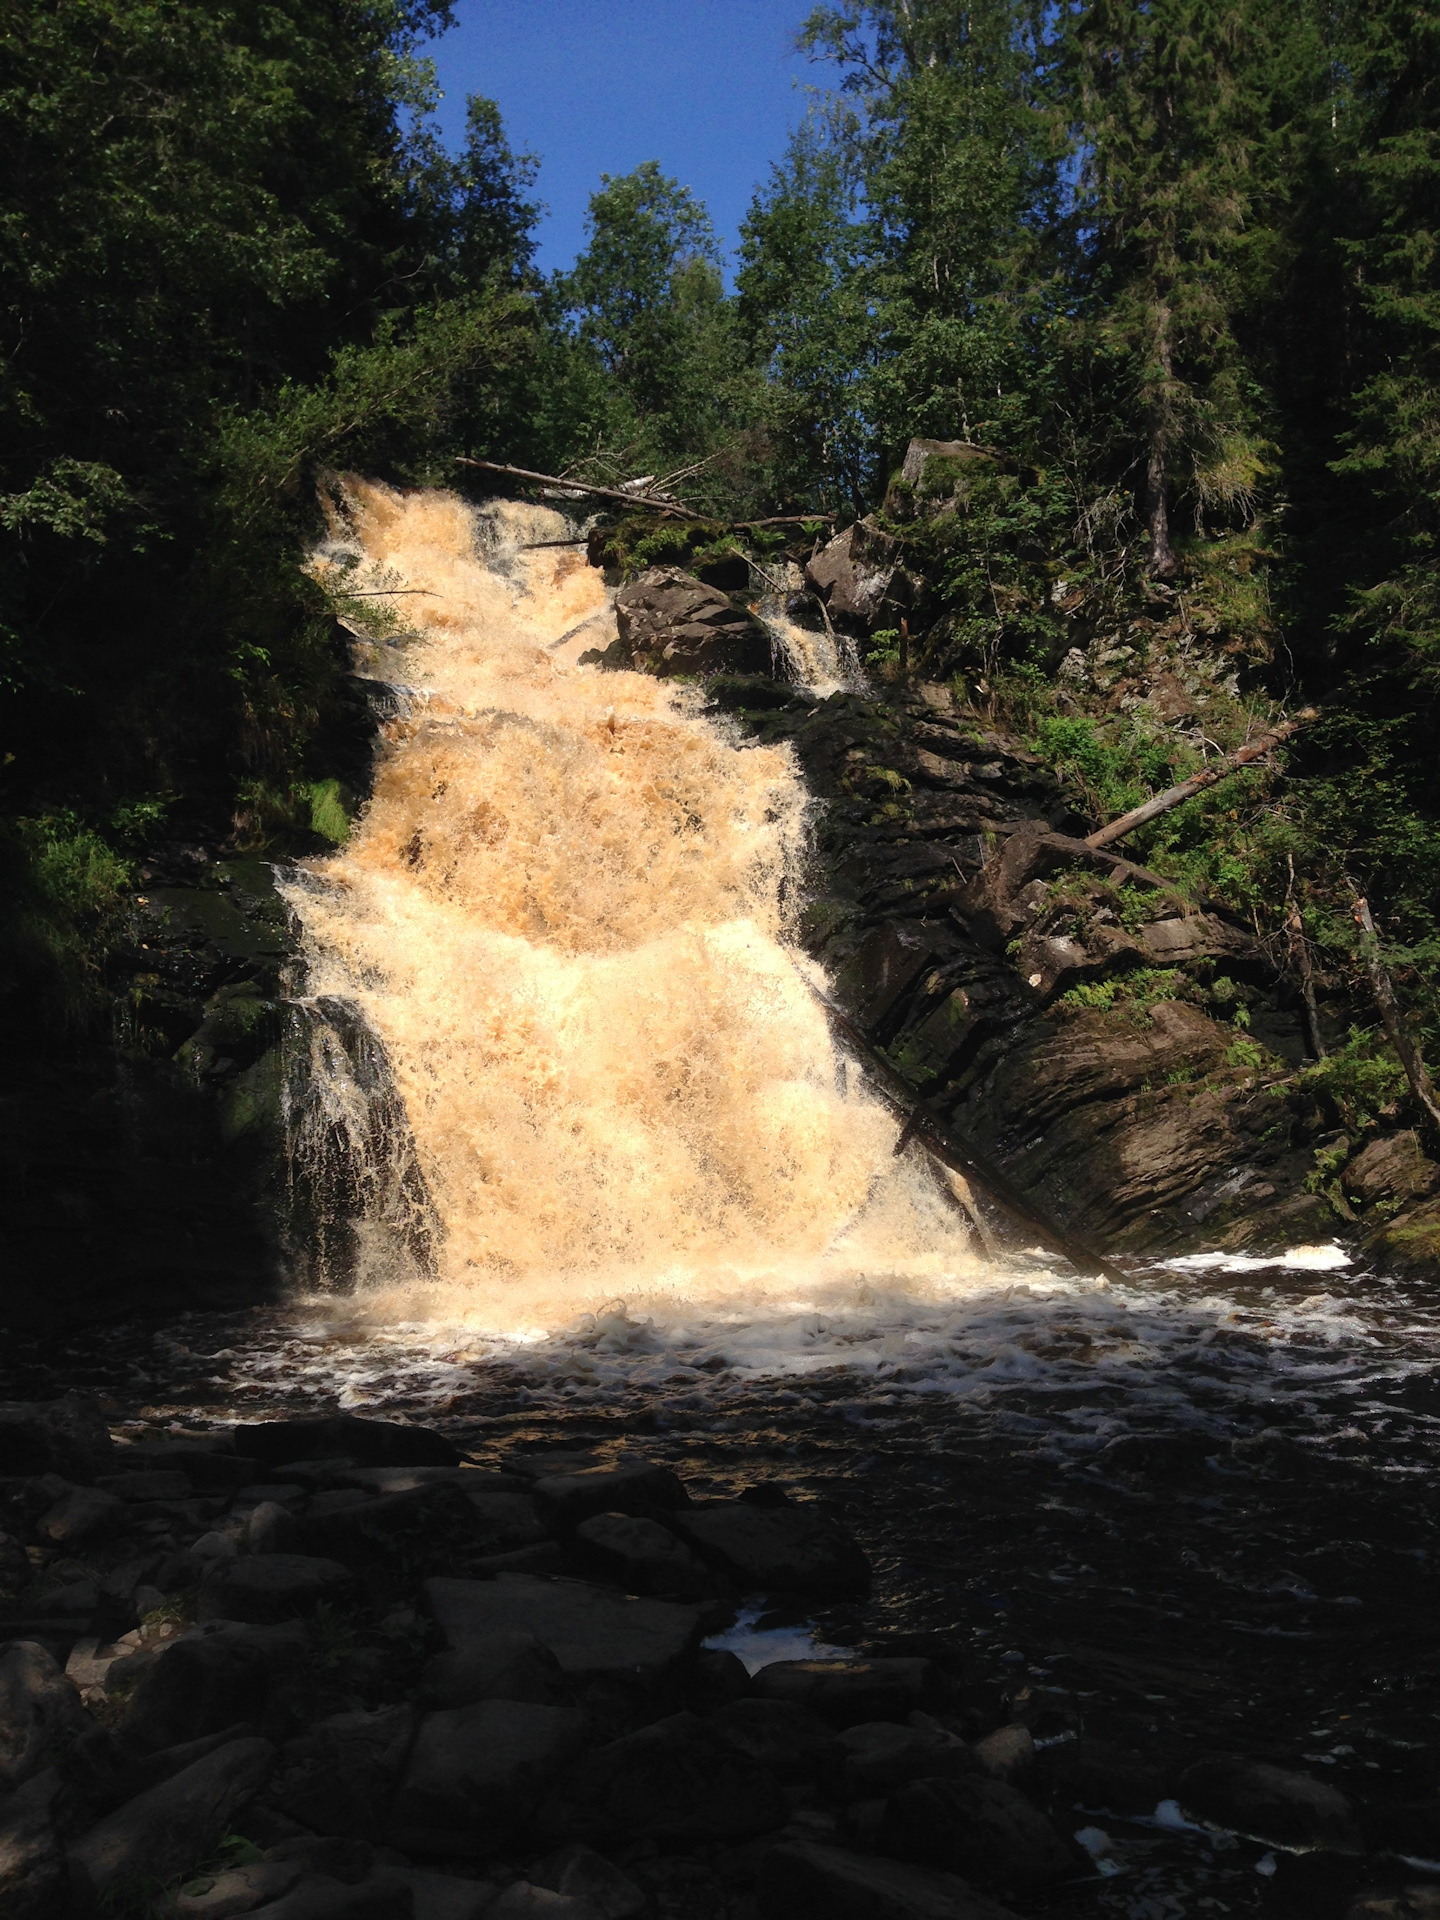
[670,1504,870,1598]
[423,1575,703,1693]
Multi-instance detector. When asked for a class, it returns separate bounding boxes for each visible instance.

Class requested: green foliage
[1296,1029,1411,1132]
[1056,968,1184,1016]
[0,811,135,1041]
[1032,713,1182,821]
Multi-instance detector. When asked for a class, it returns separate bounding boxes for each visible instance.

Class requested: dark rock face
[806,522,917,638]
[608,568,770,677]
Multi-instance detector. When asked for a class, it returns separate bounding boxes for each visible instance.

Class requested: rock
[389,1699,587,1855]
[424,1575,704,1701]
[97,1469,194,1502]
[1346,1891,1440,1918]
[488,1886,600,1920]
[1177,1755,1364,1853]
[971,1724,1034,1785]
[759,1838,1019,1919]
[752,1659,942,1727]
[271,1705,417,1838]
[0,1642,89,1791]
[528,1843,645,1919]
[805,520,915,637]
[878,1776,1076,1891]
[390,1868,496,1920]
[68,1734,275,1901]
[670,1504,870,1599]
[198,1554,355,1623]
[612,569,769,677]
[539,1710,787,1844]
[0,1766,64,1920]
[531,1461,688,1533]
[419,1634,568,1710]
[836,1720,979,1797]
[290,1484,488,1571]
[173,1858,302,1916]
[235,1870,414,1918]
[898,438,994,501]
[0,1398,115,1483]
[708,1698,838,1783]
[573,1512,728,1603]
[1343,1131,1438,1206]
[0,1532,30,1604]
[688,1647,750,1711]
[455,1488,548,1552]
[121,1620,311,1752]
[233,1417,459,1470]
[33,1484,125,1546]
[265,1836,376,1883]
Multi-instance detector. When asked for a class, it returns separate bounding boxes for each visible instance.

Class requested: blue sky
[427,1,842,277]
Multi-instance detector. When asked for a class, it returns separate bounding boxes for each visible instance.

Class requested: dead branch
[455,457,835,532]
[1085,708,1318,850]
[1351,894,1440,1133]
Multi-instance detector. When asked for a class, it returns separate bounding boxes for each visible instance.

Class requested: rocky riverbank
[2,1391,1434,1920]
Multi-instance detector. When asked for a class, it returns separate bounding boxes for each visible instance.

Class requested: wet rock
[121,1620,311,1752]
[1177,1755,1364,1852]
[878,1775,1075,1890]
[0,1642,89,1791]
[236,1869,414,1918]
[836,1720,979,1797]
[198,1554,355,1624]
[528,1843,646,1919]
[234,1417,459,1471]
[172,1858,302,1916]
[573,1512,729,1603]
[1343,1131,1438,1207]
[531,1461,689,1533]
[0,1398,115,1483]
[752,1658,943,1727]
[539,1709,787,1844]
[424,1575,704,1701]
[271,1705,417,1838]
[671,1503,870,1599]
[0,1766,65,1920]
[69,1734,275,1902]
[389,1868,496,1920]
[971,1724,1034,1786]
[33,1484,125,1546]
[708,1697,839,1784]
[388,1699,587,1855]
[612,569,769,677]
[759,1838,1019,1919]
[805,521,915,637]
[419,1633,568,1710]
[265,1836,376,1883]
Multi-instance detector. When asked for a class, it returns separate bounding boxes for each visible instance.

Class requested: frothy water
[285,481,980,1327]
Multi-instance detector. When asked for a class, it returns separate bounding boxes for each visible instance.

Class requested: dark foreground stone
[759,1838,1021,1919]
[752,1658,943,1726]
[539,1710,788,1844]
[671,1503,871,1598]
[1178,1755,1365,1853]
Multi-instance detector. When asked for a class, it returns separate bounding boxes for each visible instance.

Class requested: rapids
[288,481,988,1329]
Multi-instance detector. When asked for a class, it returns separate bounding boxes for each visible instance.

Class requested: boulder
[33,1484,125,1547]
[96,1469,194,1503]
[291,1484,489,1571]
[971,1724,1034,1786]
[573,1513,728,1603]
[390,1868,497,1920]
[233,1417,459,1470]
[271,1705,417,1838]
[68,1735,275,1901]
[419,1634,568,1711]
[488,1887,601,1920]
[1343,1131,1438,1207]
[899,439,994,501]
[121,1620,311,1752]
[232,1870,414,1918]
[688,1647,750,1711]
[389,1699,587,1855]
[670,1504,870,1599]
[528,1843,645,1919]
[835,1720,979,1797]
[265,1836,377,1884]
[0,1766,65,1920]
[708,1698,838,1784]
[752,1659,943,1728]
[0,1532,30,1606]
[759,1839,1020,1919]
[531,1461,688,1533]
[1177,1755,1364,1853]
[611,568,769,677]
[423,1575,704,1701]
[0,1643,89,1791]
[0,1398,115,1483]
[173,1858,302,1916]
[539,1710,787,1844]
[804,520,914,637]
[878,1776,1075,1890]
[197,1554,355,1623]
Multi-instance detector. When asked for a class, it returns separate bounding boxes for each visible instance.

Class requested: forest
[3,0,1439,1124]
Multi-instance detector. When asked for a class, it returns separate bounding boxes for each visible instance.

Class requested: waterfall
[278,479,980,1323]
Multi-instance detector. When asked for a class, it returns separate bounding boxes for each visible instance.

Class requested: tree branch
[1085,708,1318,849]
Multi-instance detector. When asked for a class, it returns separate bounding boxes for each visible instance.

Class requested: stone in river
[573,1511,730,1603]
[68,1735,275,1901]
[423,1575,704,1699]
[233,1415,459,1469]
[388,1699,587,1855]
[531,1460,689,1532]
[879,1775,1076,1890]
[752,1658,943,1727]
[836,1719,979,1797]
[759,1838,1021,1919]
[1178,1755,1364,1853]
[0,1641,90,1791]
[419,1633,568,1710]
[670,1503,871,1598]
[197,1553,355,1623]
[971,1724,1034,1785]
[539,1709,787,1844]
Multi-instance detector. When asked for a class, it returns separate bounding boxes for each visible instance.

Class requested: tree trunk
[1085,709,1317,849]
[1286,860,1325,1060]
[1352,895,1440,1134]
[1145,311,1179,579]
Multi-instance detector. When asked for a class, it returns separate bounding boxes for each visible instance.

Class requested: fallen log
[455,457,835,531]
[1351,894,1440,1134]
[808,981,1130,1285]
[1085,708,1318,850]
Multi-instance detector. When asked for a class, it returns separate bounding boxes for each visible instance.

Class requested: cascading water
[279,479,985,1327]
